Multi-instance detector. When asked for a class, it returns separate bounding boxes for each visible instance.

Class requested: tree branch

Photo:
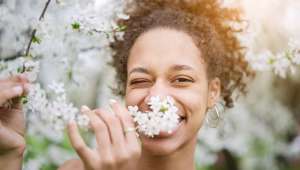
[25,0,52,57]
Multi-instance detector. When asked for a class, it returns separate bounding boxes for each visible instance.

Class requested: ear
[207,77,221,108]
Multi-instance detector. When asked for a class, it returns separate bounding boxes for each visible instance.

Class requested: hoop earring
[206,102,224,128]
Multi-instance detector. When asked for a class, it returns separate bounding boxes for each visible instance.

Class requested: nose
[144,79,170,105]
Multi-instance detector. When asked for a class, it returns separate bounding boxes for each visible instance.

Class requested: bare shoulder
[57,159,84,170]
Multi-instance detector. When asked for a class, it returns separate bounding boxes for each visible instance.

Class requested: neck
[136,137,197,170]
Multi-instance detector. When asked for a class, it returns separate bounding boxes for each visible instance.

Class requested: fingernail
[13,86,23,95]
[109,99,117,105]
[81,105,90,112]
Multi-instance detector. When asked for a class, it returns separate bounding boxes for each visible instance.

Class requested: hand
[67,100,141,170]
[0,75,29,156]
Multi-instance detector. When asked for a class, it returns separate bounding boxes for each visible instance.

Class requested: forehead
[128,28,205,72]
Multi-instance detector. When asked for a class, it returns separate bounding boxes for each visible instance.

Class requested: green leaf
[20,96,28,104]
[159,106,168,113]
[24,135,51,161]
[67,69,73,80]
[32,35,41,44]
[41,163,58,170]
[285,50,293,60]
[105,32,110,39]
[115,25,127,32]
[71,22,80,30]
[268,58,275,64]
[0,63,8,71]
[17,66,25,73]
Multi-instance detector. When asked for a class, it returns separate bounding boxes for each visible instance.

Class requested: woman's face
[125,28,220,155]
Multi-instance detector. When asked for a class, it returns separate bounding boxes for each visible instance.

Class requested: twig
[25,0,52,57]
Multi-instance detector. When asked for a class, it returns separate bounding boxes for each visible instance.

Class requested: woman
[0,0,253,170]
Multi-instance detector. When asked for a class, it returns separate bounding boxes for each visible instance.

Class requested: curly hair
[109,0,254,108]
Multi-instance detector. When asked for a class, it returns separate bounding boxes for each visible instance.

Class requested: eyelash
[129,76,194,86]
[129,79,151,85]
[171,77,194,88]
[173,77,194,83]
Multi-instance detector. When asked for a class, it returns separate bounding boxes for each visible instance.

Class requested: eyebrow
[129,67,150,75]
[170,64,195,71]
[128,64,195,75]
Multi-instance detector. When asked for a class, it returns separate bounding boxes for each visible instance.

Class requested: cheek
[178,91,208,115]
[174,86,209,123]
[125,88,148,107]
[182,95,208,137]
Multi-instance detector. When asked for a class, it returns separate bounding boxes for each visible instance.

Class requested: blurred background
[0,0,300,170]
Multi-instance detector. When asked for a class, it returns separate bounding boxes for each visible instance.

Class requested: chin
[141,137,182,156]
[139,119,188,156]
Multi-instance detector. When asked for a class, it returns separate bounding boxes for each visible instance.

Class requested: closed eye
[129,78,152,87]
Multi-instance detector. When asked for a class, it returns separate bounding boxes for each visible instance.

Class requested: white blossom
[116,13,130,20]
[23,60,40,82]
[247,50,273,71]
[1,0,300,169]
[292,52,300,65]
[289,40,300,65]
[48,81,65,94]
[272,53,291,78]
[76,114,90,128]
[128,96,180,138]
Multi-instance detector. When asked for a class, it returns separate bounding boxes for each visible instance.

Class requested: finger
[0,122,25,150]
[0,74,28,83]
[81,106,112,156]
[0,75,30,98]
[0,82,30,109]
[0,86,24,106]
[67,120,96,164]
[0,81,21,90]
[110,100,139,145]
[95,106,125,149]
[16,83,31,108]
[9,75,30,95]
[17,74,29,83]
[21,83,31,95]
